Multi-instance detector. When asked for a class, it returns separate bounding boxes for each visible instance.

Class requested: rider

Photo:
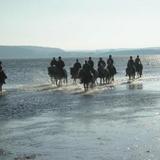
[88,57,94,69]
[81,60,92,82]
[50,57,57,67]
[135,55,141,64]
[0,61,7,92]
[135,55,141,69]
[107,55,114,66]
[126,56,136,76]
[83,60,91,71]
[56,56,65,76]
[135,55,143,76]
[127,56,135,69]
[98,57,106,69]
[57,56,65,70]
[73,59,81,72]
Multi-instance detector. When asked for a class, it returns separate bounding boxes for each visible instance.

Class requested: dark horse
[48,66,67,86]
[135,62,143,77]
[126,65,136,80]
[70,67,80,83]
[98,66,110,85]
[107,64,117,83]
[78,68,96,92]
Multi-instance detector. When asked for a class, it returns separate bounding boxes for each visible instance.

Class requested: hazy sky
[1,0,160,50]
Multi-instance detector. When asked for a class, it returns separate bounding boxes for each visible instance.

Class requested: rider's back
[57,60,65,69]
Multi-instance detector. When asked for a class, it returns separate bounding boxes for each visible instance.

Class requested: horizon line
[0,44,160,51]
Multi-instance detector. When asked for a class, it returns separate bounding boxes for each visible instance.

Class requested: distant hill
[68,48,160,57]
[0,46,160,59]
[0,46,66,59]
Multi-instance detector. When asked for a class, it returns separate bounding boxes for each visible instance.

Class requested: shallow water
[0,56,160,160]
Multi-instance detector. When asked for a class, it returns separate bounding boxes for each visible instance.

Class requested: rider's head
[109,55,112,58]
[85,60,88,64]
[137,55,139,58]
[99,57,102,61]
[76,59,79,62]
[89,57,91,60]
[130,56,132,60]
[58,56,61,60]
[53,57,56,60]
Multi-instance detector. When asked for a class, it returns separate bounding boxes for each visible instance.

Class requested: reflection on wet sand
[128,83,143,90]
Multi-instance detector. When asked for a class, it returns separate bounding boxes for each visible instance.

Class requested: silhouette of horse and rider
[70,59,81,83]
[70,58,97,91]
[126,55,143,80]
[69,55,117,91]
[0,55,143,93]
[79,59,99,91]
[98,55,117,85]
[48,56,67,86]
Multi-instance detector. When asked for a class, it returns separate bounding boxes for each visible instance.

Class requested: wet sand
[0,78,160,160]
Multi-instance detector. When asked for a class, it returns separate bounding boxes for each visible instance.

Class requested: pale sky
[1,0,160,50]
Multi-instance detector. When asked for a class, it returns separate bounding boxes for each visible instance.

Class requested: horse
[70,67,80,84]
[98,66,110,85]
[135,63,143,77]
[48,66,67,86]
[91,68,99,85]
[78,69,94,92]
[126,65,136,80]
[107,65,117,83]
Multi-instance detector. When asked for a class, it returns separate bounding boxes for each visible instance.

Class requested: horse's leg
[87,83,89,91]
[50,77,53,84]
[90,80,94,88]
[60,79,62,86]
[66,77,68,84]
[57,79,61,87]
[112,75,114,82]
[58,80,60,87]
[103,77,105,84]
[52,77,55,85]
[55,79,58,86]
[73,78,76,84]
[52,77,54,84]
[56,79,58,86]
[108,76,110,83]
[133,73,135,79]
[92,79,95,87]
[65,76,68,85]
[106,76,108,84]
[140,70,142,77]
[100,78,102,85]
[0,84,2,92]
[95,78,98,85]
[109,75,111,83]
[84,83,86,92]
[108,76,111,84]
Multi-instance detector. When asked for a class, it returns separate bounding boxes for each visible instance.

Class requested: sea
[0,55,160,160]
